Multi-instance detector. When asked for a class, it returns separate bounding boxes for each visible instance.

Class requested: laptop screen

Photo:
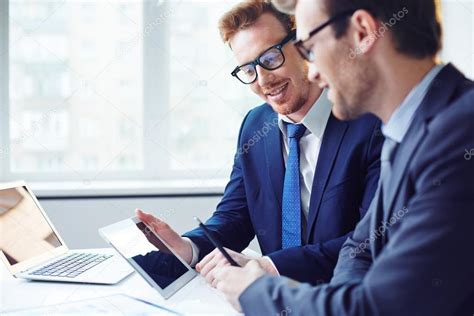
[0,186,62,267]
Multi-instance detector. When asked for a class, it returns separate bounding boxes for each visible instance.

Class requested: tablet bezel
[99,216,197,299]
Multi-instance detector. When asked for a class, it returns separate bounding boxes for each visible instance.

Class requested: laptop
[0,181,133,284]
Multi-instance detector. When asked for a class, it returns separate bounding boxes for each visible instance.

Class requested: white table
[0,248,246,315]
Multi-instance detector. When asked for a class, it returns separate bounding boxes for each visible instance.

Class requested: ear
[349,10,380,57]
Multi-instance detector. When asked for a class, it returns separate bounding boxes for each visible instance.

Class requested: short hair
[218,0,295,44]
[272,0,443,58]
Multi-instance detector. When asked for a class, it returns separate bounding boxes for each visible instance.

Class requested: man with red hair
[138,0,382,289]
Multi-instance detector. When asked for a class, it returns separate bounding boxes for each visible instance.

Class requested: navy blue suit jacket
[184,98,382,284]
[240,64,474,315]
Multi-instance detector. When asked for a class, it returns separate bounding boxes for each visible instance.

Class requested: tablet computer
[99,217,197,299]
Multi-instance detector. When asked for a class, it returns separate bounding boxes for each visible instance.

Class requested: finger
[211,276,219,288]
[196,248,218,272]
[135,208,146,219]
[203,260,220,284]
[141,213,166,232]
[209,260,230,288]
[136,208,154,219]
[200,252,224,278]
[206,269,217,287]
[204,262,223,287]
[136,209,158,224]
[215,278,226,292]
[214,265,231,282]
[196,251,213,272]
[214,272,243,312]
[202,254,227,284]
[136,209,157,232]
[209,261,229,287]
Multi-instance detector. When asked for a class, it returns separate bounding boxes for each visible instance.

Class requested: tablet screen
[102,219,190,290]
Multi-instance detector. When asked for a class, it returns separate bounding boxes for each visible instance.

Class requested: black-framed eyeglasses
[294,9,356,62]
[231,30,296,85]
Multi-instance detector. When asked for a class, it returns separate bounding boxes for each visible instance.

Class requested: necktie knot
[286,123,306,140]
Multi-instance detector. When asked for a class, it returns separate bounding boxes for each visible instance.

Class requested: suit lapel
[263,111,285,214]
[369,185,386,257]
[383,122,427,224]
[383,63,465,222]
[306,114,348,239]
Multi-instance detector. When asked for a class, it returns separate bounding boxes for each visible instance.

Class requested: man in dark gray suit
[212,0,474,315]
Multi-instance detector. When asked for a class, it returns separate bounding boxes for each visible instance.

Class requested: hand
[196,248,279,287]
[135,209,193,264]
[136,221,172,254]
[196,247,253,287]
[214,260,266,312]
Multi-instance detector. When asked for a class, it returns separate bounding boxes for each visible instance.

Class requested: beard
[273,76,311,116]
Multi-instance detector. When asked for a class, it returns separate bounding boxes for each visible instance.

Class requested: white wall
[39,195,261,253]
[441,0,474,79]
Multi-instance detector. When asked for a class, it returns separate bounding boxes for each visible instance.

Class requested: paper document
[2,294,179,315]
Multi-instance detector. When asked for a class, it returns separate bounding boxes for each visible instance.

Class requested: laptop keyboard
[29,253,113,278]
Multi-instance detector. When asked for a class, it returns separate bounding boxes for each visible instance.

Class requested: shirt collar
[382,64,444,143]
[278,89,332,140]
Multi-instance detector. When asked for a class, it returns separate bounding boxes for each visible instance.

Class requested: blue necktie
[282,123,306,249]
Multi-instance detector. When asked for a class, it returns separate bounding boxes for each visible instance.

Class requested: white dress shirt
[186,89,333,266]
[278,88,332,220]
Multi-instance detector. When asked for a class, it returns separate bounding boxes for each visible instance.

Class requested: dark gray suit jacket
[239,64,474,315]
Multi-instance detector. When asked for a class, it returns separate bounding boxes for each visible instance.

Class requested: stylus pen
[194,216,241,267]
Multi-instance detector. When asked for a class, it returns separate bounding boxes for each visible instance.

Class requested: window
[5,0,147,179]
[0,0,259,184]
[0,0,472,188]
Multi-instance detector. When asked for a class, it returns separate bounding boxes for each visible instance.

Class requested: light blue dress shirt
[382,64,444,142]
